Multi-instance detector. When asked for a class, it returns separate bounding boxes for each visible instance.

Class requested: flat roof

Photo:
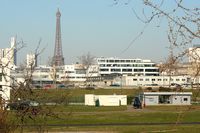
[142,92,192,95]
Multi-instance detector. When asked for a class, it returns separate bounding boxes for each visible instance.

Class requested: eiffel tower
[53,8,64,66]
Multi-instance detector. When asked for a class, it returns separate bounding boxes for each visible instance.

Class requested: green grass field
[9,88,200,133]
[10,104,200,133]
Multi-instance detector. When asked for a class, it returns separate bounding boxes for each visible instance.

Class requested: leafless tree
[114,0,199,131]
[78,52,96,85]
[0,39,69,133]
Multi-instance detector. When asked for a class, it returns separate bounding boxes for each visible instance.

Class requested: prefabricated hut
[140,92,192,106]
[85,94,127,106]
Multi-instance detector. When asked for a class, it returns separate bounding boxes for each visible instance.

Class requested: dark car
[58,84,66,88]
[133,97,142,109]
[110,84,120,87]
[7,100,39,110]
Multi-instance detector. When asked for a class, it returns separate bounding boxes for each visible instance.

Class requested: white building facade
[26,53,37,68]
[59,64,99,82]
[140,92,192,106]
[0,37,17,66]
[96,57,159,76]
[122,75,190,87]
[0,58,13,104]
[85,94,127,106]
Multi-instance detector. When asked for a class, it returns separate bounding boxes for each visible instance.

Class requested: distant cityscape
[1,9,200,103]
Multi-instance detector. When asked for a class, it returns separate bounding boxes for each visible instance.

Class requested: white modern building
[121,75,190,87]
[96,57,159,76]
[27,53,37,68]
[140,92,192,106]
[59,64,99,82]
[0,37,17,66]
[0,58,13,105]
[85,94,127,106]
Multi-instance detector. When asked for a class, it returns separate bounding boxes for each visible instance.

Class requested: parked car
[133,97,142,109]
[110,84,120,87]
[58,84,66,88]
[34,85,43,89]
[7,100,39,110]
[44,84,52,89]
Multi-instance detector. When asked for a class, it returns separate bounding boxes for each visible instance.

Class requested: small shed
[85,94,127,106]
[140,92,192,106]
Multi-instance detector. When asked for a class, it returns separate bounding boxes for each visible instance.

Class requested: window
[176,79,180,81]
[100,69,109,71]
[76,69,86,74]
[99,64,105,67]
[111,69,121,72]
[145,78,149,81]
[163,79,168,81]
[133,79,137,81]
[145,69,158,72]
[122,69,132,72]
[183,98,188,101]
[0,73,2,81]
[139,79,143,81]
[182,79,186,81]
[158,79,162,81]
[134,69,143,72]
[100,60,105,62]
[152,79,155,81]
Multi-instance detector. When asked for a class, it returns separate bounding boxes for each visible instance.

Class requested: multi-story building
[0,57,13,105]
[96,57,159,76]
[26,53,37,68]
[0,37,17,66]
[59,64,99,82]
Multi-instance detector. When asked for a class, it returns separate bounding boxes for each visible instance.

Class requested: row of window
[133,78,186,82]
[61,76,86,79]
[98,59,143,63]
[100,68,158,72]
[99,64,156,67]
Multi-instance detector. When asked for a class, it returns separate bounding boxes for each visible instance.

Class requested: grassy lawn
[9,105,200,132]
[33,125,200,133]
[9,88,200,132]
[11,88,200,104]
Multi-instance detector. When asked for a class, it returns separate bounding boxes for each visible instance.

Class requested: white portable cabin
[85,94,127,106]
[140,92,192,106]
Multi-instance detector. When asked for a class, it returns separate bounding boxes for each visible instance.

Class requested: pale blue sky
[0,0,199,65]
